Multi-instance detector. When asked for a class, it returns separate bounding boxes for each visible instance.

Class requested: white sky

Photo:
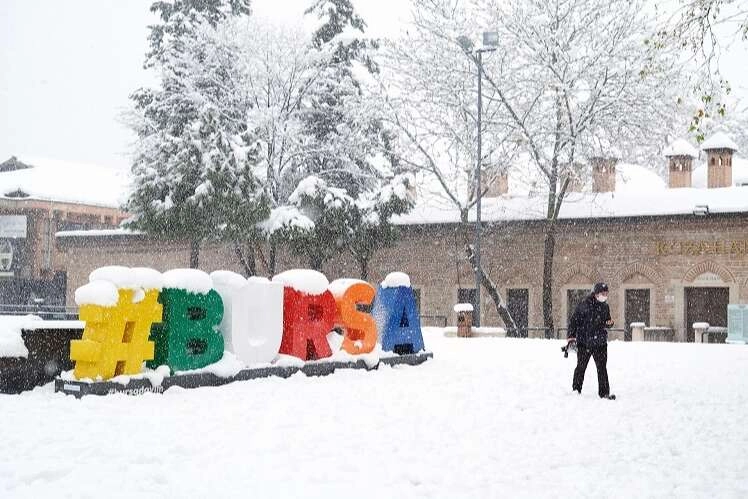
[0,0,745,170]
[0,0,409,170]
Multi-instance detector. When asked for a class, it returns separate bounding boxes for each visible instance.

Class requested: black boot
[600,394,616,400]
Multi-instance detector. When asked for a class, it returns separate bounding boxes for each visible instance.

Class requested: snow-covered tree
[126,3,267,269]
[653,0,748,139]
[347,174,415,279]
[238,3,408,273]
[385,0,686,335]
[145,0,251,67]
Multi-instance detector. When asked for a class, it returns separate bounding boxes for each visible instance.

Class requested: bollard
[631,322,645,342]
[693,322,709,344]
[454,303,474,338]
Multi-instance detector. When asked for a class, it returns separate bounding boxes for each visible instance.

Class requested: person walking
[567,283,616,400]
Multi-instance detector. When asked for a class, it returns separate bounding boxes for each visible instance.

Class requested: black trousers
[572,344,610,397]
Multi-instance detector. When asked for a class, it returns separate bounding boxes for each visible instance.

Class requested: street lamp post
[459,32,498,328]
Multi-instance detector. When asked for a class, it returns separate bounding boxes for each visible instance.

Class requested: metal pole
[475,50,482,327]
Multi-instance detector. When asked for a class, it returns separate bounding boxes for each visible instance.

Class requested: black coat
[567,294,611,347]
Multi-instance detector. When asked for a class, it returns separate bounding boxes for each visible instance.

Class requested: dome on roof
[663,139,698,158]
[615,163,666,193]
[701,132,738,152]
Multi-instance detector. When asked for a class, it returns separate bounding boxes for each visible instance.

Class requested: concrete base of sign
[0,325,83,394]
[54,351,434,398]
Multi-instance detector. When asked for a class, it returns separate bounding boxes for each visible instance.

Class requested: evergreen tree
[126,3,266,269]
[348,174,414,279]
[146,0,251,67]
[268,0,410,273]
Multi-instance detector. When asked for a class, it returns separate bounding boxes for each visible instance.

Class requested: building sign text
[656,240,747,257]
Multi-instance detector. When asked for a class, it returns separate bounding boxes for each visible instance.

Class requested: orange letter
[336,282,377,354]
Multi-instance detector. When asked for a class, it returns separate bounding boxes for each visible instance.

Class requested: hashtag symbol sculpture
[71,289,162,380]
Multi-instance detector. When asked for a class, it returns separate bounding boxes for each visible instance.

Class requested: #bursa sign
[69,266,425,381]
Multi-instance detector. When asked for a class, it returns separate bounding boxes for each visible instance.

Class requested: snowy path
[2,329,748,498]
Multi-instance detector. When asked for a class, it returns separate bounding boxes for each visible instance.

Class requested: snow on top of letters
[132,267,163,290]
[381,272,411,289]
[162,269,213,294]
[328,278,368,298]
[0,315,40,358]
[210,270,247,289]
[453,303,474,313]
[89,266,136,288]
[75,280,120,307]
[247,276,271,284]
[272,269,329,295]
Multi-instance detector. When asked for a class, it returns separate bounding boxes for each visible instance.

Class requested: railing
[420,314,448,327]
[495,327,627,340]
[643,327,676,342]
[701,326,728,344]
[0,304,78,320]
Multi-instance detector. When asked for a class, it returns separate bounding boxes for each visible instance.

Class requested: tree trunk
[233,241,257,277]
[189,239,200,269]
[309,254,323,271]
[465,244,518,336]
[542,222,556,339]
[359,258,369,280]
[269,243,277,276]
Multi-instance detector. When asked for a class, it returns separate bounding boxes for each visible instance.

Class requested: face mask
[596,295,608,303]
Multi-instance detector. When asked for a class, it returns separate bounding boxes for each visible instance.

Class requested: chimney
[701,132,738,188]
[664,139,698,188]
[484,172,508,196]
[591,157,617,193]
[563,162,585,192]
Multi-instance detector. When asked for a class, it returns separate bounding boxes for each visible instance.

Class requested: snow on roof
[394,183,748,226]
[701,132,739,151]
[56,228,140,237]
[0,156,129,208]
[615,163,666,193]
[663,139,698,158]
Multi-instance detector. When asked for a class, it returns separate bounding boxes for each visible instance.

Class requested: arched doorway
[682,262,735,342]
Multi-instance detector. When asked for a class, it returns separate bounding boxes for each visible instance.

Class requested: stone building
[0,157,128,307]
[53,133,748,341]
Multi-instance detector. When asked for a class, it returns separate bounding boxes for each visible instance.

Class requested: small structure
[727,305,748,344]
[664,139,698,188]
[701,131,739,188]
[454,303,474,337]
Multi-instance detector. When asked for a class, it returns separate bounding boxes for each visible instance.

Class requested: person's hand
[605,319,614,327]
[567,337,576,344]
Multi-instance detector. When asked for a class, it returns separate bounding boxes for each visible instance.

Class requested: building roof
[701,132,739,152]
[395,157,748,226]
[663,139,698,158]
[0,156,129,209]
[394,185,748,226]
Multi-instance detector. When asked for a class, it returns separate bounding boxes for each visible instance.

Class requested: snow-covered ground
[3,329,748,498]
